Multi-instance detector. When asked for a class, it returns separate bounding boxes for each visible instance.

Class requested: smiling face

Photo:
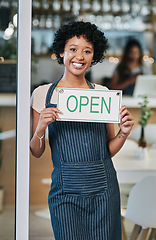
[60,35,94,78]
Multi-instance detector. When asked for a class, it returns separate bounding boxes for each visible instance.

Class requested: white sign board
[57,88,122,123]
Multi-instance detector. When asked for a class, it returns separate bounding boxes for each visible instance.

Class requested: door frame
[15,0,32,239]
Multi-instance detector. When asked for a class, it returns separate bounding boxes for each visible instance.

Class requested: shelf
[0,60,16,64]
[0,94,16,107]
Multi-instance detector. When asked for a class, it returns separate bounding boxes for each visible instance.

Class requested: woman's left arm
[106,106,134,157]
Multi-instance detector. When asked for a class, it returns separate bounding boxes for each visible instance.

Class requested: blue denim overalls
[46,78,121,240]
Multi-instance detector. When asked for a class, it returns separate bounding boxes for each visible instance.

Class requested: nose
[76,52,84,61]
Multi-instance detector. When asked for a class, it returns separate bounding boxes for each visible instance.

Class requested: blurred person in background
[111,39,152,96]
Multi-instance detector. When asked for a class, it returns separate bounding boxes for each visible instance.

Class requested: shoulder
[31,83,52,113]
[33,83,52,98]
[94,83,109,90]
[113,63,121,75]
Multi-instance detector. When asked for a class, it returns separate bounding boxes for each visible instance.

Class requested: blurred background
[0,0,156,239]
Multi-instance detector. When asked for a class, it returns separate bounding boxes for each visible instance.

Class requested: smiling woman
[60,36,94,78]
[30,21,134,240]
[52,21,108,66]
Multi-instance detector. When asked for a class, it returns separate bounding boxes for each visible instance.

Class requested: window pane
[0,0,17,238]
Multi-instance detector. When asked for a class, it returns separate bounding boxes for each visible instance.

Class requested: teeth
[73,62,83,67]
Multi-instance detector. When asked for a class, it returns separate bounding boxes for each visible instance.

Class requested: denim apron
[46,78,121,240]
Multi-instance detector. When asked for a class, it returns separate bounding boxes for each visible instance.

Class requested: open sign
[57,88,122,123]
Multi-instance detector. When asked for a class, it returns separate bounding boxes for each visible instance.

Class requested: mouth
[72,62,85,69]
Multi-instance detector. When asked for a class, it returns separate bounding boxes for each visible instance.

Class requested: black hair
[52,21,108,65]
[117,39,143,80]
[122,39,143,66]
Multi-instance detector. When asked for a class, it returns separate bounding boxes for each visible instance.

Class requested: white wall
[91,59,117,83]
[31,58,64,86]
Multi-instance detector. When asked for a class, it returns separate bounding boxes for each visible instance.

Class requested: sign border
[57,88,122,123]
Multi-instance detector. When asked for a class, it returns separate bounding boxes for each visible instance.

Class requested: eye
[70,48,77,52]
[84,50,92,54]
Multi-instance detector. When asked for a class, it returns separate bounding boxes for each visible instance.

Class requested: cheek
[85,56,94,69]
[63,52,73,63]
[88,55,94,64]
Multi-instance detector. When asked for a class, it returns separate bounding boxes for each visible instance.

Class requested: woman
[111,39,151,96]
[30,21,134,240]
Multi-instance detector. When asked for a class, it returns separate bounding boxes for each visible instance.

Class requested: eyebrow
[68,44,93,50]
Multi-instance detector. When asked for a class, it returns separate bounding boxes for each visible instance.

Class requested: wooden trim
[148,228,156,240]
[121,216,127,240]
[138,228,149,240]
[130,224,141,240]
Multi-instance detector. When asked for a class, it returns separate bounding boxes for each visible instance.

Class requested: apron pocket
[62,160,108,197]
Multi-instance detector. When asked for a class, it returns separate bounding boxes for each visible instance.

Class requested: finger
[46,117,55,124]
[41,112,59,123]
[120,119,134,126]
[122,121,133,127]
[121,115,133,124]
[48,108,62,113]
[120,106,129,114]
[122,120,134,127]
[120,109,131,118]
[41,113,56,118]
[120,105,127,113]
[49,115,58,123]
[41,110,61,119]
[55,113,60,120]
[50,112,60,120]
[41,108,62,115]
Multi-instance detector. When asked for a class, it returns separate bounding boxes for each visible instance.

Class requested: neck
[61,71,87,88]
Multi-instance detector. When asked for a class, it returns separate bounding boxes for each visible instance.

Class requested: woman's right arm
[30,107,61,158]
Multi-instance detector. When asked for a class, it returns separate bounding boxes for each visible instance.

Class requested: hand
[36,107,61,135]
[119,106,134,135]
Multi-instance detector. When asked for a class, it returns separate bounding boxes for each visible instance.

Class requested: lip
[72,62,86,69]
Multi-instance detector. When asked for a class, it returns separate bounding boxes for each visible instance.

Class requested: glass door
[0,0,17,239]
[15,0,32,239]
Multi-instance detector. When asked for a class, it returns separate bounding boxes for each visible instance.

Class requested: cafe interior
[0,0,156,239]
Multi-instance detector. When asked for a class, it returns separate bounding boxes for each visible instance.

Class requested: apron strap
[86,79,95,89]
[45,77,62,106]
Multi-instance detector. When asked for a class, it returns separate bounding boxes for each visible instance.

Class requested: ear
[60,52,64,58]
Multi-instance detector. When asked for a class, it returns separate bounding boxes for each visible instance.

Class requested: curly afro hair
[52,21,108,66]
